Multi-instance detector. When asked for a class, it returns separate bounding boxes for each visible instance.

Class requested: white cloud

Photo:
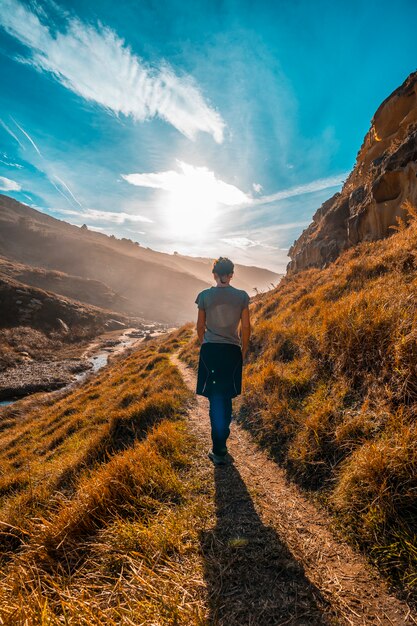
[122,161,347,246]
[221,237,257,248]
[0,0,225,143]
[0,155,23,168]
[11,116,41,155]
[0,176,21,191]
[53,174,82,208]
[220,236,278,250]
[252,172,349,207]
[56,207,153,224]
[123,160,250,206]
[252,183,263,193]
[0,117,25,150]
[124,164,348,215]
[4,116,84,209]
[125,228,146,235]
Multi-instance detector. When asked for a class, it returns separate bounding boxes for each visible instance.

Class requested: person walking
[195,257,251,465]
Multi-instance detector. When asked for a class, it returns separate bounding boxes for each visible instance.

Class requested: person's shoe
[208,451,228,465]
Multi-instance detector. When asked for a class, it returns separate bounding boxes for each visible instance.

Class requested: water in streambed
[0,327,164,407]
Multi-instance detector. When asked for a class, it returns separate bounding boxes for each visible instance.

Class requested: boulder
[105,319,126,330]
[56,318,69,333]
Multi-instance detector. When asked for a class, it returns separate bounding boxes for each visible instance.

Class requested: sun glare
[164,163,220,238]
[123,160,251,241]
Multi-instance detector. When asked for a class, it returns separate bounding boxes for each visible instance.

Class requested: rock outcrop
[288,70,417,274]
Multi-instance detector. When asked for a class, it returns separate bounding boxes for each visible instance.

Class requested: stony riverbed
[0,325,169,404]
[0,359,90,401]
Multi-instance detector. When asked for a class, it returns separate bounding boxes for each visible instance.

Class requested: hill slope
[177,210,417,598]
[0,195,280,324]
[0,268,131,373]
[0,256,130,312]
[0,329,202,623]
[239,212,417,595]
[1,327,414,624]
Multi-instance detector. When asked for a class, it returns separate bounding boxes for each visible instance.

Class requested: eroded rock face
[288,71,417,274]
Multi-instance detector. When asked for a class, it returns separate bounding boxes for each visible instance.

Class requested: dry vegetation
[0,325,217,624]
[0,326,62,371]
[180,202,417,598]
[3,201,417,619]
[0,323,119,373]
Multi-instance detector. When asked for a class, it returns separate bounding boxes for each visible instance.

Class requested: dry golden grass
[156,322,195,355]
[0,326,213,624]
[0,420,211,625]
[178,330,200,370]
[3,201,417,616]
[177,203,417,596]
[0,326,61,370]
[0,334,193,552]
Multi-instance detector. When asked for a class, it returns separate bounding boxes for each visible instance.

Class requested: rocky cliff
[288,70,417,273]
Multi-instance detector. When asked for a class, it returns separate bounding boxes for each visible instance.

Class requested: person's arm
[196,308,206,345]
[240,306,251,360]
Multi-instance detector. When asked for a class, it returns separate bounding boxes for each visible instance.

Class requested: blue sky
[0,0,416,272]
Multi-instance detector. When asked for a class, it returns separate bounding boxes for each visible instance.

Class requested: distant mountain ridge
[288,70,417,273]
[0,195,281,324]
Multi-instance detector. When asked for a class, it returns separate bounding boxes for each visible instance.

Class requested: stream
[0,326,166,407]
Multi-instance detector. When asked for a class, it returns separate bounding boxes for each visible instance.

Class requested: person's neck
[215,282,231,287]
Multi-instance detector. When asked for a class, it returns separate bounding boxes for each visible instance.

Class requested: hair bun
[212,257,234,276]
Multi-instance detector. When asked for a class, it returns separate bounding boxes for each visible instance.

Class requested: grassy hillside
[179,204,417,597]
[0,325,216,624]
[0,270,130,371]
[0,256,130,312]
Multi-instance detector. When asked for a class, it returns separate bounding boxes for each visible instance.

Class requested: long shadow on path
[200,460,336,626]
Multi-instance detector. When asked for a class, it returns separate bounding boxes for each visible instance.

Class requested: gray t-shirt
[195,285,250,346]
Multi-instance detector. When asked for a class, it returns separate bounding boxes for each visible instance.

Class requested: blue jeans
[208,393,233,456]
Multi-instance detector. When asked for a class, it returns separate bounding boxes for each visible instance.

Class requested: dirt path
[171,353,417,626]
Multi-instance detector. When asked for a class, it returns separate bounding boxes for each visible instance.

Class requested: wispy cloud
[0,176,21,191]
[251,172,349,207]
[53,175,82,208]
[0,152,23,170]
[0,118,25,150]
[56,207,153,225]
[1,115,84,209]
[122,160,349,228]
[10,116,41,155]
[220,236,278,250]
[123,161,250,205]
[124,161,347,213]
[0,0,225,143]
[0,157,23,169]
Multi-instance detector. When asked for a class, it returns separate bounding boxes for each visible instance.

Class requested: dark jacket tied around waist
[196,342,243,398]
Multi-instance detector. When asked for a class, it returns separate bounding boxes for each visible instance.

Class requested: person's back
[195,256,251,466]
[195,285,249,346]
